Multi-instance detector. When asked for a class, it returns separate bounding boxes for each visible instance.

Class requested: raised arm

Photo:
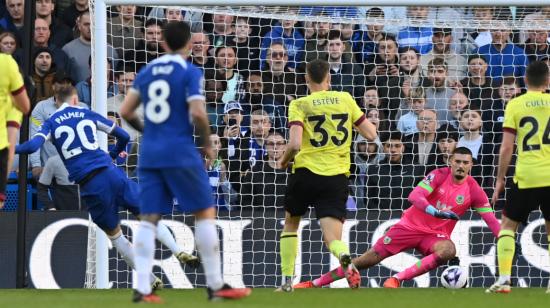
[408,170,459,220]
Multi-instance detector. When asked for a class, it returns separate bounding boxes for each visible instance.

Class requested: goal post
[89,0,550,289]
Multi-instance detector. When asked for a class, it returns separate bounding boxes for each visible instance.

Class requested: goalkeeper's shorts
[504,182,550,224]
[284,168,348,221]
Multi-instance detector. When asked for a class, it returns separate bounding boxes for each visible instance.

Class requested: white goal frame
[91,0,544,289]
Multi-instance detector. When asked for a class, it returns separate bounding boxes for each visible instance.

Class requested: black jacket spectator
[262,68,305,106]
[241,162,288,208]
[61,0,88,29]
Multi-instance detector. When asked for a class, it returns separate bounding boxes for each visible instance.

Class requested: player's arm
[470,183,500,237]
[408,170,459,220]
[16,134,47,154]
[278,123,302,169]
[120,89,143,133]
[8,56,30,115]
[492,130,515,205]
[93,112,131,159]
[349,93,377,141]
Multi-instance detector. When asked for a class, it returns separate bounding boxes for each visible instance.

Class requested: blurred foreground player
[120,21,251,303]
[294,147,500,289]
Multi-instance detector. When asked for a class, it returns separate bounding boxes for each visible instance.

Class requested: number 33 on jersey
[288,90,366,176]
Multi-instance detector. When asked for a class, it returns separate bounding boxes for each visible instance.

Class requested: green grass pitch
[0,288,548,308]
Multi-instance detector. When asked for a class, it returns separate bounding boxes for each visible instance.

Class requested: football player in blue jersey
[16,85,200,290]
[120,21,252,302]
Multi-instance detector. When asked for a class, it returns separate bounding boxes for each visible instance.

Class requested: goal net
[87,3,550,289]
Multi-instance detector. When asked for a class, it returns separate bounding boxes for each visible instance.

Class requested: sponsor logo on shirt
[456,195,464,205]
[422,173,435,185]
[383,236,392,244]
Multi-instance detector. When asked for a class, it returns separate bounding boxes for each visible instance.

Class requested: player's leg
[545,219,550,294]
[296,248,385,289]
[279,212,302,291]
[279,170,310,292]
[120,174,199,268]
[164,167,250,300]
[487,182,531,293]
[132,168,167,303]
[386,239,456,288]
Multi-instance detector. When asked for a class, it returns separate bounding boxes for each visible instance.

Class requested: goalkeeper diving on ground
[294,147,500,289]
[15,85,200,290]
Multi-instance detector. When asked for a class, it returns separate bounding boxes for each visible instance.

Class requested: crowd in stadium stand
[2,2,550,211]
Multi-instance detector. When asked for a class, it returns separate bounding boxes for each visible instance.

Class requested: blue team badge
[383,236,392,245]
[456,195,464,205]
[422,173,435,185]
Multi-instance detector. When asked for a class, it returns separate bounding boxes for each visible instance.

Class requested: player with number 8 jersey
[276,59,377,292]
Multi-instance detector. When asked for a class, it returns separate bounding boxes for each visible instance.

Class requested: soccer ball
[440,266,468,289]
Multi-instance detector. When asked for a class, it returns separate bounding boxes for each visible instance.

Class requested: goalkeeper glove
[425,205,459,220]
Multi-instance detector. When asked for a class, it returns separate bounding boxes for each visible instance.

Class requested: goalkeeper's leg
[297,248,384,288]
[386,240,455,288]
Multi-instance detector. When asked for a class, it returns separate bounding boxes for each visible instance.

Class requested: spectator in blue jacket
[259,10,305,70]
[474,21,529,84]
[397,6,433,55]
[352,7,384,63]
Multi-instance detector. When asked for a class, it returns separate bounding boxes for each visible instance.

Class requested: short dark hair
[383,132,403,143]
[162,21,191,51]
[428,57,448,71]
[145,18,165,29]
[452,146,473,157]
[500,76,520,87]
[56,85,77,103]
[366,7,384,18]
[526,60,549,88]
[467,54,486,64]
[306,59,330,84]
[327,30,342,41]
[215,45,236,57]
[378,32,397,44]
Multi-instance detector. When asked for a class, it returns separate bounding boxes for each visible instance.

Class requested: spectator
[124,18,164,73]
[232,16,261,74]
[61,0,88,29]
[475,20,529,84]
[214,46,244,104]
[393,47,425,120]
[404,108,439,167]
[29,74,87,178]
[352,7,384,63]
[366,107,390,140]
[259,11,305,70]
[330,22,354,63]
[351,133,384,208]
[522,27,550,63]
[397,87,425,136]
[481,76,521,144]
[204,76,226,127]
[362,86,380,109]
[242,132,288,208]
[519,7,550,43]
[36,0,73,47]
[425,124,459,171]
[219,101,248,195]
[208,133,233,210]
[460,6,494,54]
[37,155,79,210]
[246,109,272,168]
[305,18,331,62]
[397,6,433,54]
[191,31,214,72]
[107,5,143,56]
[33,18,69,72]
[31,48,56,103]
[107,69,140,140]
[164,7,183,23]
[0,0,24,44]
[240,72,286,132]
[75,57,118,107]
[327,30,364,100]
[447,91,469,129]
[262,41,305,106]
[424,57,458,124]
[366,132,419,209]
[457,109,483,160]
[63,11,119,83]
[209,13,235,51]
[461,54,498,109]
[0,31,22,64]
[420,28,467,82]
